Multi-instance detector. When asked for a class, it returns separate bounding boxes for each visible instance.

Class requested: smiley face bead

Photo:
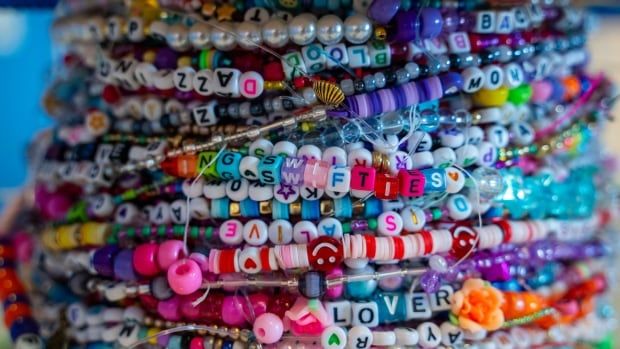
[308,236,344,272]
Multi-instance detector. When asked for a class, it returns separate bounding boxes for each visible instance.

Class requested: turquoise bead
[374,292,407,323]
[301,200,320,220]
[167,335,182,349]
[216,151,242,180]
[334,196,352,218]
[272,200,289,220]
[211,198,230,219]
[346,266,377,300]
[258,155,284,185]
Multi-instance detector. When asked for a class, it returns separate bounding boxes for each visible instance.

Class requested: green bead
[190,227,199,239]
[342,223,351,234]
[121,189,138,201]
[594,333,614,349]
[174,225,184,236]
[508,84,533,105]
[141,227,151,237]
[431,208,442,220]
[126,228,136,238]
[157,226,166,237]
[205,227,214,240]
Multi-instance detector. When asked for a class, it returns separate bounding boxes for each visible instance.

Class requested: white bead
[394,328,419,346]
[411,151,434,169]
[249,182,274,201]
[429,285,454,311]
[192,101,218,127]
[102,308,123,323]
[114,203,141,225]
[240,156,260,180]
[503,63,524,88]
[326,300,352,326]
[15,334,44,349]
[243,219,269,245]
[274,184,300,203]
[407,131,433,152]
[249,138,273,158]
[273,140,298,157]
[347,45,371,68]
[474,11,496,33]
[123,306,145,322]
[321,326,347,349]
[344,258,368,269]
[182,177,204,198]
[300,185,324,200]
[491,331,515,349]
[173,66,195,92]
[238,247,262,274]
[347,147,373,167]
[483,65,504,90]
[219,219,244,245]
[134,62,156,87]
[485,125,510,148]
[455,144,479,167]
[323,146,347,165]
[193,69,215,96]
[90,193,114,218]
[302,43,327,73]
[447,31,471,53]
[169,200,188,224]
[189,197,210,219]
[203,181,226,199]
[440,322,464,346]
[462,66,485,93]
[416,322,442,348]
[152,69,174,90]
[387,151,412,175]
[66,303,87,327]
[150,201,171,225]
[298,144,322,160]
[268,219,293,244]
[377,211,403,236]
[103,283,126,302]
[239,71,264,99]
[117,322,140,347]
[513,7,530,29]
[347,326,373,349]
[466,126,485,145]
[325,43,350,69]
[101,324,122,342]
[213,68,241,97]
[281,51,306,79]
[372,331,396,347]
[445,167,466,194]
[509,327,531,349]
[226,179,250,202]
[433,147,456,168]
[439,127,465,148]
[446,194,472,220]
[318,217,343,239]
[510,121,534,145]
[404,293,432,319]
[293,220,318,243]
[244,7,270,23]
[496,11,515,34]
[400,206,426,232]
[351,301,379,328]
[326,166,351,193]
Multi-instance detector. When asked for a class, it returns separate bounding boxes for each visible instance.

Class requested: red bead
[374,173,399,200]
[263,61,285,81]
[102,85,121,104]
[307,236,343,272]
[293,77,308,89]
[0,245,15,260]
[133,242,161,277]
[3,302,31,327]
[139,294,159,310]
[449,223,478,259]
[267,292,296,318]
[198,293,224,322]
[0,269,24,300]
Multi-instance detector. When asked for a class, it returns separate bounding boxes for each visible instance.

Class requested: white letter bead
[302,43,327,73]
[439,128,465,148]
[447,32,471,53]
[240,156,260,180]
[149,202,171,225]
[326,300,352,326]
[417,322,442,348]
[300,185,324,200]
[203,181,226,199]
[238,71,264,99]
[173,66,195,92]
[496,11,515,34]
[321,326,347,349]
[318,217,343,239]
[273,141,298,157]
[114,203,141,225]
[192,101,218,126]
[395,328,419,346]
[455,144,479,167]
[477,142,498,167]
[348,147,373,167]
[445,167,465,194]
[405,293,432,319]
[400,206,426,232]
[325,44,350,69]
[388,151,412,175]
[483,65,504,90]
[347,326,373,349]
[377,211,403,236]
[347,45,371,68]
[225,179,250,202]
[411,151,434,169]
[219,219,244,245]
[238,247,262,274]
[433,147,456,168]
[486,125,510,147]
[430,285,454,311]
[503,63,524,88]
[407,131,433,152]
[274,184,300,203]
[213,68,241,97]
[243,219,269,245]
[446,194,472,220]
[440,322,464,346]
[462,67,485,93]
[323,146,347,166]
[281,51,307,80]
[510,121,535,145]
[182,177,204,198]
[293,220,318,243]
[248,139,273,158]
[169,200,187,224]
[248,182,273,201]
[152,70,174,90]
[351,301,379,328]
[474,11,496,33]
[298,144,322,160]
[326,166,351,193]
[268,219,293,244]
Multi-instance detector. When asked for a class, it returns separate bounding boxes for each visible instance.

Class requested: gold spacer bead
[229,202,241,217]
[289,201,301,216]
[320,200,334,216]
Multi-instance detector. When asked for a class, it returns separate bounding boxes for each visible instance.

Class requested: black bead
[282,98,295,111]
[250,102,265,116]
[216,105,228,118]
[160,114,171,129]
[354,80,365,93]
[298,271,326,299]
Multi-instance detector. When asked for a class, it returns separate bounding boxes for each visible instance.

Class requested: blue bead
[216,151,242,180]
[240,199,259,217]
[9,317,39,341]
[222,340,234,349]
[272,200,289,220]
[346,266,377,300]
[334,196,352,218]
[364,197,382,217]
[420,168,446,192]
[374,292,407,323]
[167,335,182,349]
[87,343,114,349]
[258,155,284,185]
[301,200,320,220]
[211,198,230,219]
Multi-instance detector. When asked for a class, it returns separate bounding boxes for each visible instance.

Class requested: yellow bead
[264,81,273,90]
[471,86,509,107]
[80,222,110,246]
[56,224,80,249]
[143,50,157,63]
[274,81,285,90]
[42,228,57,250]
[147,328,160,344]
[374,27,387,41]
[177,56,192,68]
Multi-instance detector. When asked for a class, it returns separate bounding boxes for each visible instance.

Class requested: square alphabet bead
[368,41,391,68]
[474,11,496,33]
[192,101,218,126]
[496,11,515,34]
[429,285,454,311]
[322,44,348,70]
[423,38,448,55]
[513,7,530,29]
[347,45,371,68]
[239,71,264,99]
[326,166,351,193]
[326,300,352,326]
[281,51,307,80]
[404,292,432,319]
[197,151,221,179]
[215,151,243,180]
[303,159,330,188]
[351,301,379,328]
[212,68,241,97]
[258,155,284,185]
[374,173,399,200]
[280,157,306,185]
[398,170,425,197]
[302,43,327,73]
[350,166,376,191]
[374,293,407,323]
[447,32,471,54]
[420,168,446,192]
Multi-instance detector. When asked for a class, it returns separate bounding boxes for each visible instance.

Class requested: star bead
[216,3,236,21]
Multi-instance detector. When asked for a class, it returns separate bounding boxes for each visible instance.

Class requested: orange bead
[502,291,546,320]
[0,269,24,300]
[562,76,581,101]
[3,302,31,327]
[0,245,15,260]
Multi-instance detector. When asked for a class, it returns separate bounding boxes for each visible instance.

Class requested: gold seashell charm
[313,80,345,107]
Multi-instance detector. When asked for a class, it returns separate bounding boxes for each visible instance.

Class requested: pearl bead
[316,15,344,45]
[343,14,372,44]
[288,14,317,46]
[188,22,211,49]
[166,23,189,51]
[262,18,289,48]
[210,22,236,51]
[429,255,449,273]
[236,21,262,49]
[301,87,317,104]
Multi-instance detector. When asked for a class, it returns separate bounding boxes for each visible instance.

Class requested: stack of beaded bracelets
[3,0,619,349]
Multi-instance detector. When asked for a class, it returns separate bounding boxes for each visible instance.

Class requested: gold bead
[214,338,224,349]
[264,81,273,90]
[374,26,387,41]
[143,50,157,63]
[229,202,241,217]
[372,152,383,170]
[352,201,365,216]
[259,201,272,215]
[289,202,301,216]
[177,56,192,67]
[320,200,334,216]
[313,80,345,107]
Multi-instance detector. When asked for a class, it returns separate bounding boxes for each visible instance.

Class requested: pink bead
[180,293,202,320]
[377,264,404,291]
[530,80,552,103]
[45,194,73,220]
[189,252,209,272]
[12,231,34,262]
[350,166,376,191]
[325,267,344,299]
[157,296,182,321]
[167,259,202,295]
[158,240,186,269]
[190,337,204,349]
[221,293,269,326]
[253,313,284,344]
[133,242,161,276]
[398,169,425,197]
[303,159,330,188]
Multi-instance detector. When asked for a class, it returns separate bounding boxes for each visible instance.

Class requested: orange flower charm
[451,278,505,332]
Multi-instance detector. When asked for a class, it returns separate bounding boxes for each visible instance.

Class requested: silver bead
[288,14,317,46]
[316,14,344,46]
[188,22,211,49]
[210,22,236,51]
[374,72,386,88]
[236,21,262,49]
[343,14,372,44]
[166,23,189,51]
[302,87,317,105]
[261,17,289,48]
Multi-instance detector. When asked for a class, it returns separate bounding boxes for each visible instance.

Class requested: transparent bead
[419,109,440,132]
[363,75,376,91]
[381,112,405,135]
[340,122,361,144]
[322,125,345,146]
[472,167,504,201]
[395,68,410,84]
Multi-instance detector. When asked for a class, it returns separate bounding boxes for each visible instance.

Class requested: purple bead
[480,262,511,282]
[350,220,368,231]
[280,157,306,186]
[367,0,400,25]
[420,271,441,293]
[92,245,120,278]
[157,334,171,347]
[419,8,443,39]
[368,91,383,116]
[391,11,418,42]
[154,47,178,70]
[113,249,138,281]
[441,9,459,33]
[439,72,463,95]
